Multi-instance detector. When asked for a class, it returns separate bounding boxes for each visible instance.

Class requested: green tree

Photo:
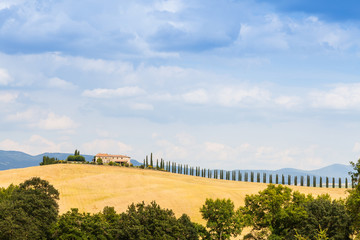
[200,198,243,240]
[350,158,360,186]
[97,158,103,165]
[297,195,351,240]
[0,177,59,239]
[241,184,309,239]
[118,201,198,240]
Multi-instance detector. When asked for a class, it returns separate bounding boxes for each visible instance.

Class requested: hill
[0,150,141,170]
[0,164,348,225]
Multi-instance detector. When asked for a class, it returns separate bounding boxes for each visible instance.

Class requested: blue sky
[1,0,360,170]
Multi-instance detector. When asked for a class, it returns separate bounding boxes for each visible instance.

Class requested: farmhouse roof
[95,153,130,158]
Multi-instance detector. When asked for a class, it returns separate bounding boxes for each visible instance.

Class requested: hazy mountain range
[0,150,353,180]
[0,150,141,170]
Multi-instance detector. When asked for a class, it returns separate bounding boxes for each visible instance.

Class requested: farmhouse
[95,153,131,165]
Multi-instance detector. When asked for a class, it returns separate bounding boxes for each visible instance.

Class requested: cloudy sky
[1,0,360,170]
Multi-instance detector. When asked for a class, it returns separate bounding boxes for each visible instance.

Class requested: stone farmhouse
[95,153,131,165]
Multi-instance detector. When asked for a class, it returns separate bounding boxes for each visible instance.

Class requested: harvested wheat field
[0,164,349,225]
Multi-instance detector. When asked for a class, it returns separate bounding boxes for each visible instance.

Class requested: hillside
[0,164,348,225]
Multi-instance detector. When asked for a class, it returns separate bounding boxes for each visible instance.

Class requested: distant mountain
[233,164,353,183]
[0,150,142,170]
[0,150,93,170]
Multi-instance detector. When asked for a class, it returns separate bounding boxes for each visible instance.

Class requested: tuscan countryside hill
[0,164,349,225]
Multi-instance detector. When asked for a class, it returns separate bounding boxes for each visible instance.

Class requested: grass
[0,164,349,225]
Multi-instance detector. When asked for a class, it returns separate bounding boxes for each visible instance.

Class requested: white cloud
[182,89,209,104]
[129,103,154,111]
[353,142,360,153]
[274,96,302,108]
[48,77,76,89]
[0,92,18,103]
[82,139,133,155]
[82,86,145,98]
[216,86,270,107]
[311,83,360,109]
[0,135,64,155]
[155,0,184,13]
[38,113,77,130]
[6,108,38,122]
[0,69,12,85]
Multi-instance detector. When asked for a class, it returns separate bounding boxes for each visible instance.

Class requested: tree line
[142,153,352,189]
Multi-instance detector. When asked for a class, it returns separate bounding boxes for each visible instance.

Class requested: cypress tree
[332,177,335,188]
[288,175,291,185]
[146,156,148,168]
[282,174,285,185]
[156,159,159,169]
[143,159,145,167]
[263,173,266,183]
[313,176,316,187]
[294,176,298,186]
[301,176,304,186]
[320,177,322,188]
[345,178,348,188]
[150,153,153,168]
[245,172,248,182]
[251,172,254,182]
[269,174,273,184]
[339,178,342,188]
[257,172,260,183]
[276,174,279,184]
[239,172,242,181]
[326,177,329,188]
[307,175,310,187]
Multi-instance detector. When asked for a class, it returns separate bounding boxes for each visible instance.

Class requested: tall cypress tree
[288,175,291,185]
[245,172,248,182]
[150,153,153,167]
[294,176,298,186]
[269,174,273,184]
[276,174,279,184]
[239,171,242,181]
[301,176,304,186]
[326,177,329,188]
[320,177,322,188]
[156,159,159,169]
[146,156,148,168]
[332,177,335,188]
[307,175,310,187]
[313,176,316,187]
[263,173,266,183]
[257,172,260,183]
[345,178,348,188]
[282,174,285,185]
[339,178,342,188]
[250,172,254,182]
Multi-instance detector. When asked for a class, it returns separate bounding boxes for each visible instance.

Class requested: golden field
[0,164,349,225]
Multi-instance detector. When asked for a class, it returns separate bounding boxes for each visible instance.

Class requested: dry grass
[0,164,349,225]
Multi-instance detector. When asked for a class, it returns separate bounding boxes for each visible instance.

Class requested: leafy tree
[241,184,309,239]
[0,177,59,239]
[97,158,103,165]
[350,158,360,186]
[51,208,113,239]
[118,201,198,240]
[200,198,243,240]
[297,195,351,240]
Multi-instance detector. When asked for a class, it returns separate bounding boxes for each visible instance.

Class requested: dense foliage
[0,177,59,239]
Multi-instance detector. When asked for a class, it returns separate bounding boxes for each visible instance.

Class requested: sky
[1,0,360,170]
